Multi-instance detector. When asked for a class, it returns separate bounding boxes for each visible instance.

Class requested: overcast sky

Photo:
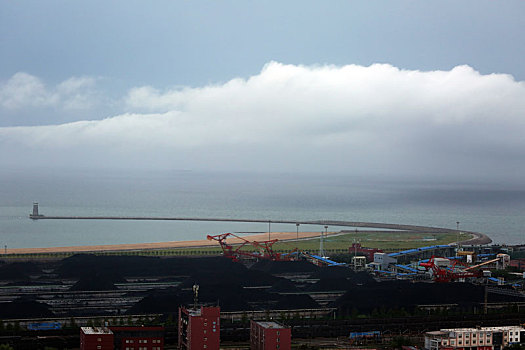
[1,1,525,184]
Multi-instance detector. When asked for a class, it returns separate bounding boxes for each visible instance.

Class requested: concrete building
[371,252,397,270]
[424,326,525,350]
[250,320,291,350]
[81,327,114,350]
[178,306,220,350]
[110,326,164,350]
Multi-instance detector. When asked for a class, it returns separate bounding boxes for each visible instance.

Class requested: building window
[277,331,280,335]
[98,337,102,342]
[97,347,101,350]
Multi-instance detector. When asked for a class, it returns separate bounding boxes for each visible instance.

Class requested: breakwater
[29,215,492,245]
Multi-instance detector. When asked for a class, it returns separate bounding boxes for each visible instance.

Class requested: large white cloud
[1,62,525,181]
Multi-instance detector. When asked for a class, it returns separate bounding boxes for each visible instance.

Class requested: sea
[1,169,524,249]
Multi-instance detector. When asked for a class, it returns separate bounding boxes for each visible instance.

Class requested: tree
[391,336,412,349]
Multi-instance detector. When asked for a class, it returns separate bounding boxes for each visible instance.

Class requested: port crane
[206,232,296,262]
[420,256,482,283]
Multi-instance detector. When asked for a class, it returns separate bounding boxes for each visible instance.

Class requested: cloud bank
[1,62,525,182]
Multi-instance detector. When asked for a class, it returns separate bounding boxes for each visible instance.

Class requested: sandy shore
[3,231,329,255]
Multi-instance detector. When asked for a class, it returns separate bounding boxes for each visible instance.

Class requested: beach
[3,231,328,255]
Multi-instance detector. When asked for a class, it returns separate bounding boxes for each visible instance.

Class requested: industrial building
[178,306,220,350]
[110,326,164,350]
[250,320,291,350]
[80,326,164,350]
[424,326,525,350]
[80,327,114,350]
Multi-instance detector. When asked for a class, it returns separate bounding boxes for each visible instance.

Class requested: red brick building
[509,258,525,271]
[109,326,164,350]
[80,326,164,350]
[250,321,291,350]
[80,327,114,350]
[178,306,220,350]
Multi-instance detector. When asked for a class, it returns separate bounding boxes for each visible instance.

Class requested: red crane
[420,256,482,283]
[206,233,294,262]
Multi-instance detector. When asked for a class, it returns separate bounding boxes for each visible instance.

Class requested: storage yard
[1,222,525,348]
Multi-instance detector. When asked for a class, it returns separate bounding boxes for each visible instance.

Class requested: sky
[1,1,525,184]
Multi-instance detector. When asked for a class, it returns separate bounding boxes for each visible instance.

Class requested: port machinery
[419,253,512,283]
[206,232,298,262]
[419,256,482,282]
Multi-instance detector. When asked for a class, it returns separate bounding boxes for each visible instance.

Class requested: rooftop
[440,326,525,333]
[81,327,113,335]
[255,321,287,329]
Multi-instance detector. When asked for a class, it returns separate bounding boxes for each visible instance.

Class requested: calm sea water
[0,170,524,249]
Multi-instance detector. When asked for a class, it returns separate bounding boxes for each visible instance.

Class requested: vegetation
[1,231,470,260]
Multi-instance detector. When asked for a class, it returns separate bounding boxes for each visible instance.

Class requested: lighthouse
[30,202,43,219]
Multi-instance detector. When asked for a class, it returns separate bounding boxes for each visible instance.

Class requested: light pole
[296,223,300,249]
[456,221,460,248]
[323,225,328,257]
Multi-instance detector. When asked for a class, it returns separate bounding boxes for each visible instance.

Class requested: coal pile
[250,260,319,274]
[179,268,277,289]
[69,271,126,291]
[307,277,356,292]
[310,267,376,285]
[57,254,244,278]
[332,281,524,315]
[268,278,299,293]
[351,271,376,285]
[126,287,190,315]
[309,266,355,279]
[0,298,54,319]
[0,262,41,280]
[127,283,276,313]
[274,294,319,309]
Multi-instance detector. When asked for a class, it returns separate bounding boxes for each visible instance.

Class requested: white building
[425,326,525,350]
[371,252,397,270]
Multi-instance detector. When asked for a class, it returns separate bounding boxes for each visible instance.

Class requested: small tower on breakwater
[29,202,44,219]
